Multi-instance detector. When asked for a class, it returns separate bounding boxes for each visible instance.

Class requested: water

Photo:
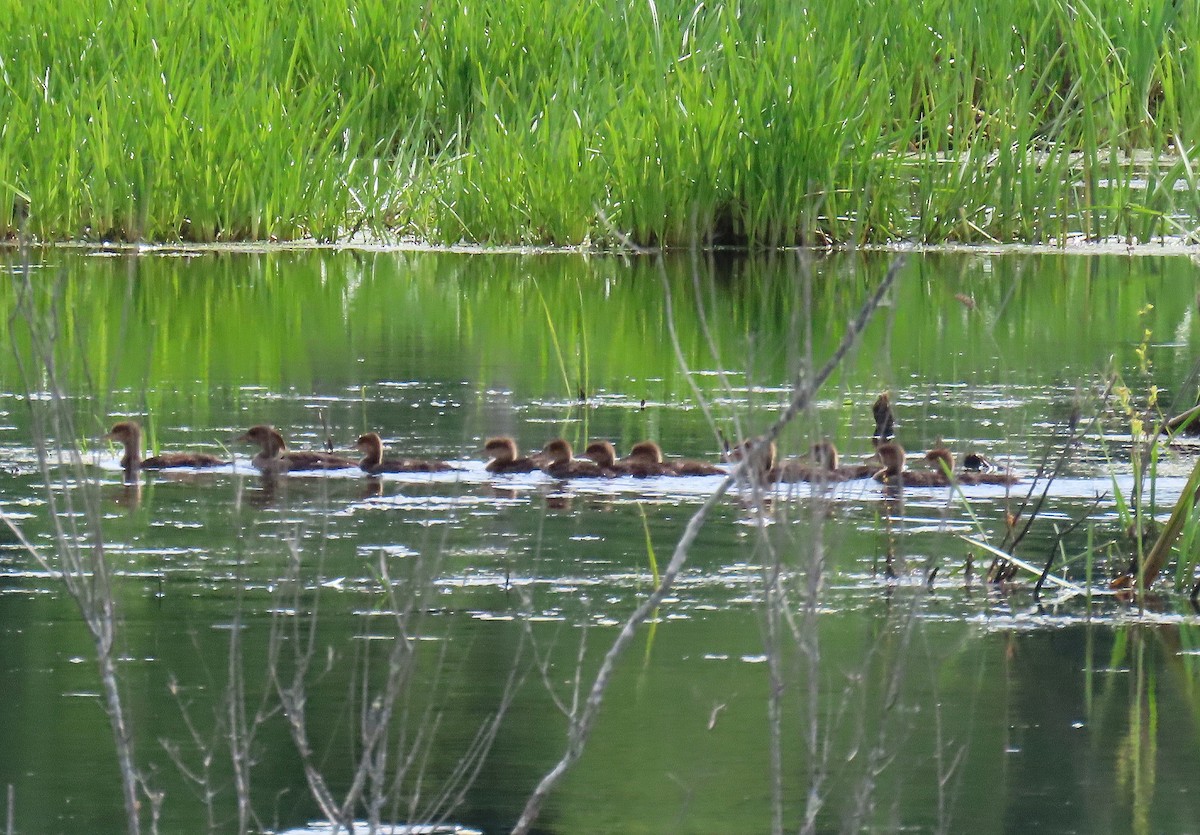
[1,249,1199,833]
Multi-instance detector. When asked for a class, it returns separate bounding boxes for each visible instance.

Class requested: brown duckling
[876,443,1018,487]
[727,437,841,483]
[873,442,951,487]
[926,446,1020,485]
[105,420,225,475]
[581,440,671,477]
[629,440,726,476]
[540,438,609,479]
[355,432,454,474]
[484,436,543,474]
[725,437,779,481]
[810,439,877,480]
[236,425,357,475]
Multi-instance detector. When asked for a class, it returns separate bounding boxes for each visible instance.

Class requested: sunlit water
[2,249,1199,833]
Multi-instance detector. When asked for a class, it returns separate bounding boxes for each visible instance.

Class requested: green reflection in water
[1,250,1200,833]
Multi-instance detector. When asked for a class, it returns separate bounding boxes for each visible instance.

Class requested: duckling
[484,436,543,474]
[540,438,608,479]
[105,420,225,475]
[873,442,952,487]
[926,445,1019,485]
[734,437,857,483]
[355,432,454,474]
[876,443,1019,487]
[630,440,726,476]
[725,437,786,482]
[580,440,670,477]
[236,425,357,475]
[616,441,677,476]
[810,439,877,480]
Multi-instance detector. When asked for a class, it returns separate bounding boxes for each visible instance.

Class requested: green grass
[4,0,1200,246]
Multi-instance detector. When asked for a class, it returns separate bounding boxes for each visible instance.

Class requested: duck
[540,438,609,479]
[926,445,1020,484]
[725,437,780,481]
[355,432,454,474]
[581,440,671,476]
[727,438,860,483]
[628,440,726,476]
[236,425,357,475]
[872,392,896,442]
[104,420,225,475]
[873,442,951,487]
[810,439,877,480]
[875,443,1018,487]
[484,436,543,474]
[724,438,812,483]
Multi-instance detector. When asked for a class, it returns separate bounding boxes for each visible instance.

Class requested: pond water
[2,248,1199,833]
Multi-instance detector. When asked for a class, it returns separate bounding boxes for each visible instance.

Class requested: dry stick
[1002,381,1114,554]
[1034,493,1108,599]
[7,270,144,835]
[510,255,904,835]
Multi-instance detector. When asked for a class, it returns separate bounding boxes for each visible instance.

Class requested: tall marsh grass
[4,0,1200,245]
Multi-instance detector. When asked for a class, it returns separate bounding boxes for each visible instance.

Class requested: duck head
[582,440,618,468]
[810,439,840,470]
[238,425,287,457]
[484,436,519,463]
[105,420,142,449]
[875,442,907,477]
[925,446,954,475]
[627,440,665,464]
[356,432,384,454]
[727,437,777,472]
[542,438,574,465]
[105,420,142,470]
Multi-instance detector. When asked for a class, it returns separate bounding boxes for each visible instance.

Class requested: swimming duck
[810,439,877,480]
[926,446,1020,485]
[355,432,454,474]
[876,443,1018,486]
[540,438,609,479]
[580,440,671,476]
[105,420,225,475]
[236,425,357,475]
[629,440,726,476]
[725,437,788,481]
[728,437,859,483]
[484,436,543,474]
[873,442,950,487]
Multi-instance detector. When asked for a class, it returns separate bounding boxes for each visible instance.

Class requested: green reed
[4,0,1200,246]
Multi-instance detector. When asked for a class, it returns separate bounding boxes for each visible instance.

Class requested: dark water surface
[2,249,1200,833]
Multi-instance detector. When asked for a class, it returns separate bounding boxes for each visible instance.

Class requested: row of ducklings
[105,421,729,478]
[729,437,1018,486]
[105,418,1016,486]
[107,421,458,476]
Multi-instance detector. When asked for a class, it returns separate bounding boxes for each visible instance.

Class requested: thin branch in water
[511,255,904,835]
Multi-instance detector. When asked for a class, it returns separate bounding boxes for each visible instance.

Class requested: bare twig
[511,255,904,834]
